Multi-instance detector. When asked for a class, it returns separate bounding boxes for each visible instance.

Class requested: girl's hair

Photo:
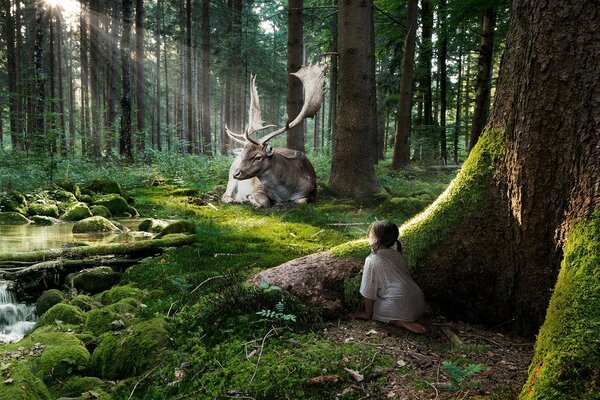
[368,220,402,253]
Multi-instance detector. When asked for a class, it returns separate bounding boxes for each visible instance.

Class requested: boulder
[61,202,93,221]
[155,220,197,238]
[31,216,61,226]
[92,194,129,216]
[138,218,169,233]
[28,203,60,218]
[36,289,65,316]
[50,190,78,205]
[72,216,123,234]
[90,205,112,218]
[35,303,85,326]
[251,251,364,315]
[0,212,32,225]
[51,179,81,199]
[0,190,28,214]
[66,267,122,294]
[87,179,123,196]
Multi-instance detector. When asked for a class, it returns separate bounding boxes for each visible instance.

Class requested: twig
[440,326,463,345]
[128,366,159,400]
[189,275,225,294]
[249,327,276,384]
[359,349,382,374]
[166,301,179,318]
[427,382,440,399]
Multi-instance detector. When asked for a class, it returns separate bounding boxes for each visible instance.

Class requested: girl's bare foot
[391,319,428,334]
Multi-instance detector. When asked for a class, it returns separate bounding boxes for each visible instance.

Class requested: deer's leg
[250,190,271,208]
[294,197,310,205]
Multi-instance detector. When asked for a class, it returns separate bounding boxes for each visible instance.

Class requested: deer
[221,65,324,208]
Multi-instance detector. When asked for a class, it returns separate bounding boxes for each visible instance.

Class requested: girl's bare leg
[390,319,428,334]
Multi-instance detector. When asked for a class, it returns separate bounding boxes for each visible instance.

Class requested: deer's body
[222,65,324,208]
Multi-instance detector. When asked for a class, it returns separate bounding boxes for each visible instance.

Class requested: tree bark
[135,0,146,153]
[185,0,193,153]
[3,0,23,151]
[453,44,463,164]
[155,0,162,151]
[469,7,496,150]
[55,11,67,157]
[327,0,338,151]
[107,0,122,155]
[200,0,212,156]
[32,5,46,154]
[120,0,133,160]
[437,0,448,165]
[286,0,304,152]
[391,0,417,170]
[79,2,90,156]
[328,0,379,197]
[89,0,102,157]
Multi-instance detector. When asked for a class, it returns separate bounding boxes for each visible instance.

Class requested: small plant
[256,300,297,324]
[441,360,486,390]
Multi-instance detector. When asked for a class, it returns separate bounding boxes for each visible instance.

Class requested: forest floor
[322,318,533,399]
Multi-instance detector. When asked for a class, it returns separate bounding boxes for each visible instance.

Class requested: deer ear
[265,144,275,157]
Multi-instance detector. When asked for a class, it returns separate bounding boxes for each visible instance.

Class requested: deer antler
[258,65,325,145]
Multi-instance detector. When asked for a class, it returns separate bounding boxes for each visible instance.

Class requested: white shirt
[359,248,425,322]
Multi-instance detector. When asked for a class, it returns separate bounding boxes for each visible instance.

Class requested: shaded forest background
[0,0,510,173]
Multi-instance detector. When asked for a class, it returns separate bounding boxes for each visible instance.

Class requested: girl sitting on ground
[353,220,428,334]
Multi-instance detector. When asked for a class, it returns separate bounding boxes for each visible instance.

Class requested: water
[0,218,145,254]
[0,281,36,343]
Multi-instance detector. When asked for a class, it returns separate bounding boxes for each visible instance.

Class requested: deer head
[225,65,325,180]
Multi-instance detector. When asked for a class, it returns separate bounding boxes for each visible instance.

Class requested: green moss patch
[92,194,129,216]
[72,216,122,234]
[28,203,59,218]
[0,211,31,225]
[97,284,144,305]
[86,179,124,196]
[69,295,101,312]
[0,362,50,400]
[35,303,85,327]
[53,376,108,399]
[90,205,112,218]
[61,202,93,221]
[519,212,600,399]
[66,267,122,294]
[36,289,65,316]
[0,190,28,214]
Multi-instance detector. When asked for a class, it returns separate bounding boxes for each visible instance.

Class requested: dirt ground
[323,317,534,399]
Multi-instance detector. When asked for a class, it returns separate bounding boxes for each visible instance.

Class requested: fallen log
[0,233,197,263]
[0,257,142,280]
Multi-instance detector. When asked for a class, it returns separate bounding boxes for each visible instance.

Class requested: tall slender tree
[200,0,211,155]
[438,0,448,164]
[107,0,122,155]
[120,0,133,159]
[54,8,67,156]
[329,0,379,196]
[135,0,145,152]
[80,0,91,155]
[155,0,162,151]
[286,0,304,152]
[3,0,23,151]
[185,0,193,153]
[32,3,46,153]
[89,0,102,157]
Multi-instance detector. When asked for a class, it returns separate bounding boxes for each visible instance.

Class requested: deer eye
[253,155,262,162]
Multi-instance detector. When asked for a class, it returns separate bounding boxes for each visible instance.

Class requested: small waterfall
[0,281,37,343]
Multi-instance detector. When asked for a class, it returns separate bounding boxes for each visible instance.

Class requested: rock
[31,216,61,226]
[36,289,65,316]
[138,218,169,233]
[98,284,144,305]
[51,179,81,199]
[27,203,59,218]
[155,220,197,238]
[92,194,129,216]
[0,212,32,225]
[251,251,364,315]
[61,202,93,221]
[65,267,122,294]
[50,190,78,205]
[36,303,86,326]
[87,179,123,196]
[72,216,123,234]
[90,205,112,218]
[0,362,50,399]
[0,190,28,214]
[69,295,101,312]
[54,376,108,399]
[126,205,139,217]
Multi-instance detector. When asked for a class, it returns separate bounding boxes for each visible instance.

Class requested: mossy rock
[78,194,93,204]
[69,295,101,312]
[55,389,111,400]
[89,205,112,218]
[155,220,197,238]
[66,267,122,295]
[87,179,124,196]
[51,190,78,205]
[52,179,81,199]
[0,190,28,214]
[0,362,51,400]
[91,318,171,379]
[36,289,65,316]
[138,218,169,233]
[0,211,32,225]
[72,216,123,234]
[28,203,60,218]
[53,376,108,399]
[97,284,143,305]
[84,308,120,336]
[35,303,85,327]
[126,205,139,217]
[31,216,61,226]
[92,194,129,216]
[61,202,93,222]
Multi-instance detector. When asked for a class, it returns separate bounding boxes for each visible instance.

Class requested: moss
[0,189,28,214]
[31,215,60,225]
[69,295,101,312]
[28,203,60,218]
[92,194,129,216]
[52,179,81,199]
[66,267,122,294]
[90,205,112,218]
[91,318,171,379]
[61,202,93,221]
[36,289,65,316]
[399,128,505,268]
[378,196,432,220]
[329,239,370,259]
[126,205,139,217]
[0,211,31,225]
[97,284,144,305]
[154,219,197,238]
[519,212,600,399]
[35,303,85,327]
[138,218,169,233]
[54,376,108,399]
[0,362,51,400]
[87,179,124,196]
[72,216,122,233]
[51,190,78,205]
[83,308,120,336]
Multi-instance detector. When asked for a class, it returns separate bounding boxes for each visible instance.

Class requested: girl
[353,220,428,333]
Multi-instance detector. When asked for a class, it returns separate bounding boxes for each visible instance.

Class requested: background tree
[135,0,145,152]
[120,0,133,160]
[286,0,304,152]
[200,0,211,156]
[329,0,379,197]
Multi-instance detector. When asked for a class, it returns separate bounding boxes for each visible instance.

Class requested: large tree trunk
[32,5,46,154]
[107,0,122,155]
[200,0,211,156]
[185,0,193,153]
[328,0,379,197]
[120,0,133,160]
[327,0,338,151]
[391,0,417,170]
[79,2,90,156]
[55,12,67,157]
[3,0,23,151]
[135,0,145,153]
[469,7,496,150]
[89,0,102,157]
[155,0,162,151]
[400,0,599,339]
[286,0,304,152]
